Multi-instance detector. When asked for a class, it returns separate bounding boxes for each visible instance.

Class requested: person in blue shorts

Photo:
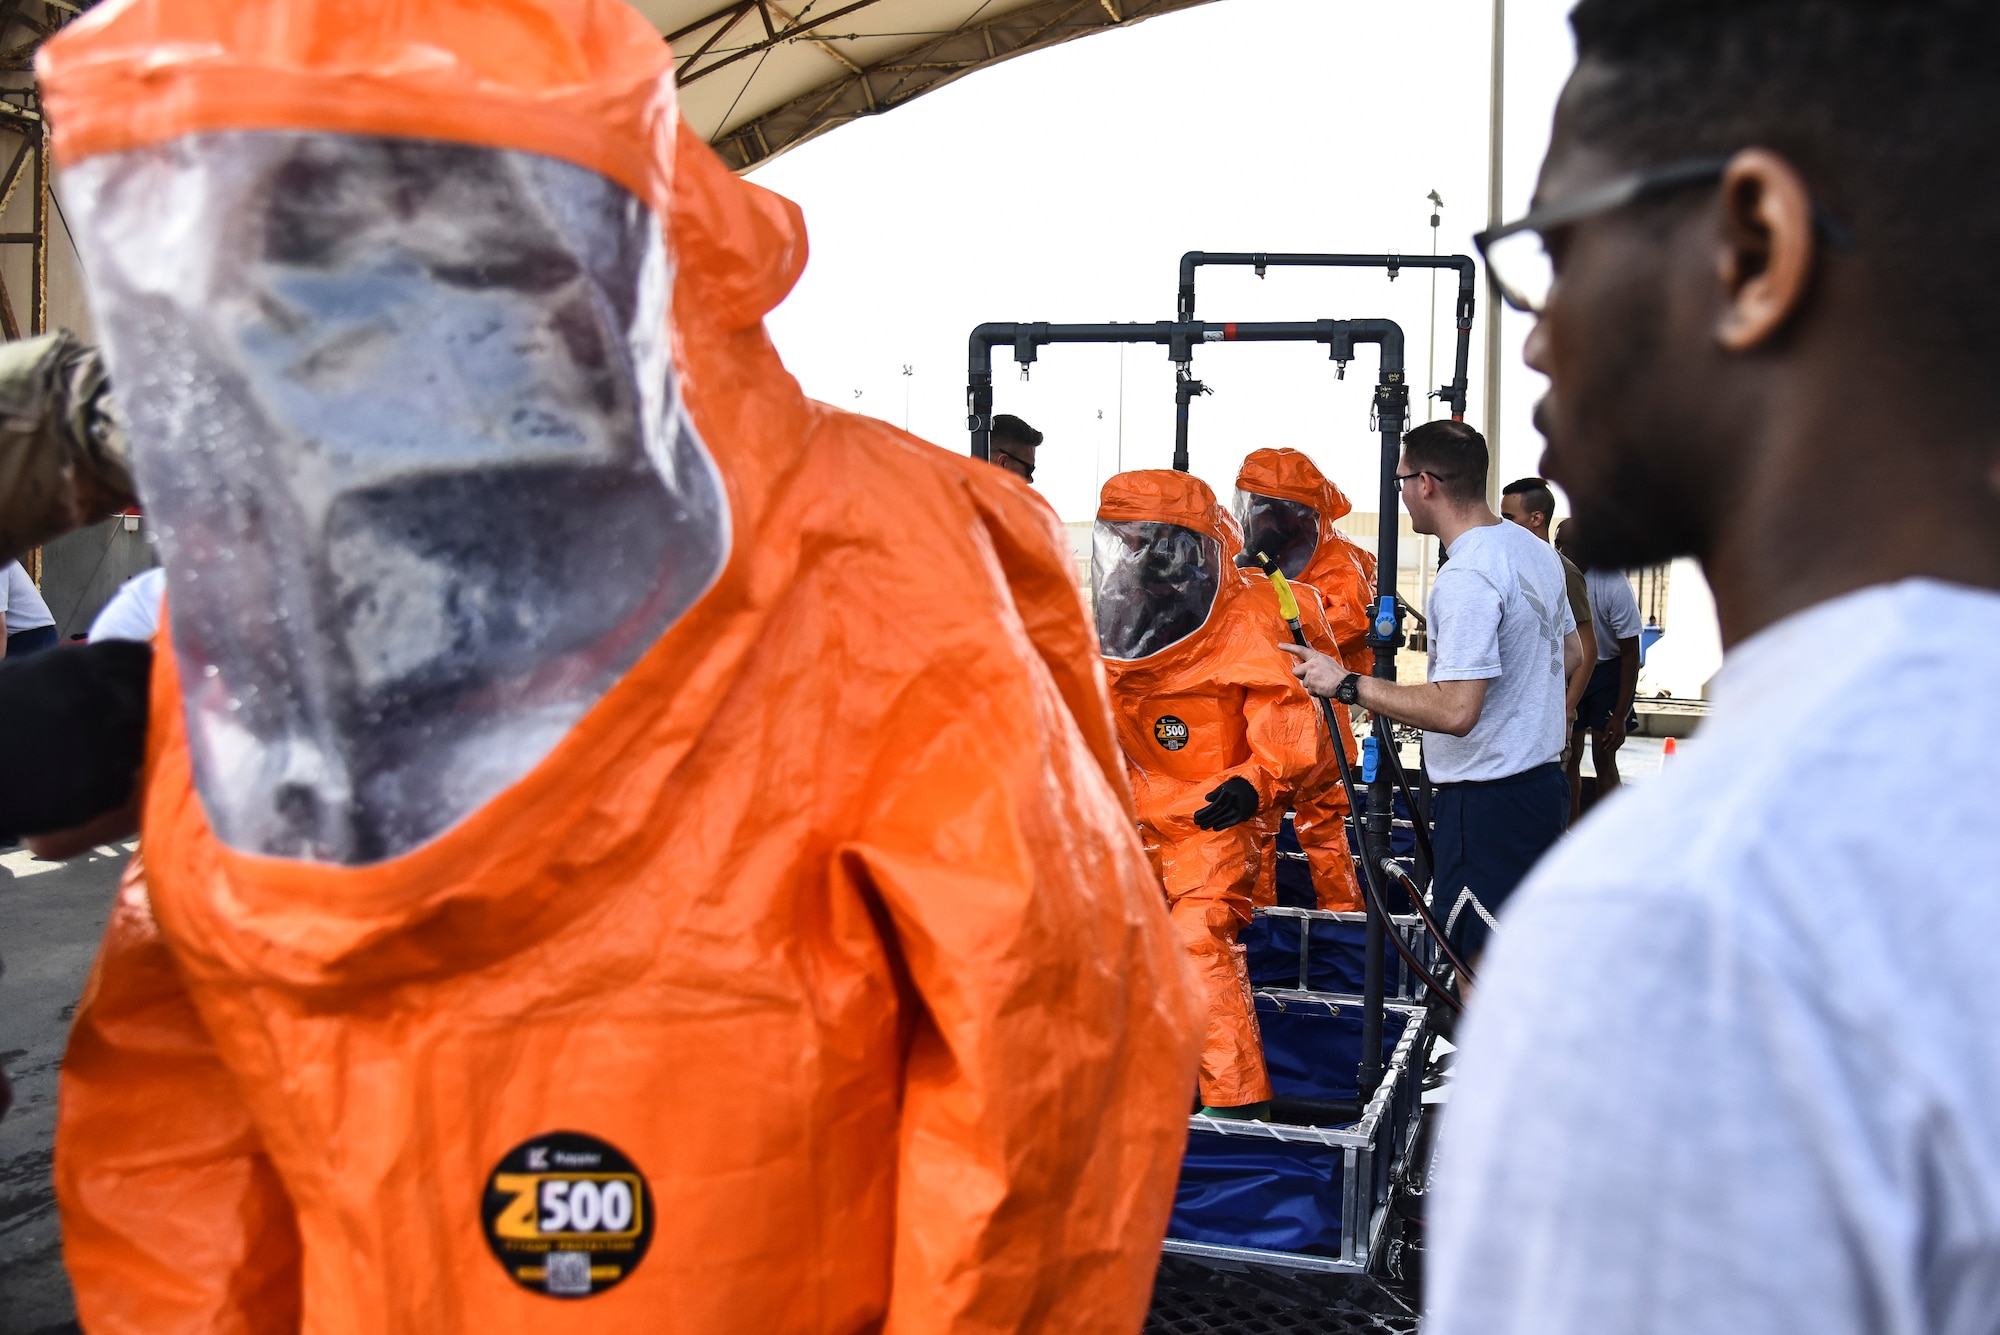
[1284,420,1584,963]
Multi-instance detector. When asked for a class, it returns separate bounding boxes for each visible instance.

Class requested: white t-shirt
[1,559,54,633]
[1427,580,2000,1335]
[87,567,165,643]
[1585,567,1643,661]
[1424,518,1575,783]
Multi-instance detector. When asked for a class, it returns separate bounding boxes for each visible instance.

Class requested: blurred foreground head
[1525,0,2000,627]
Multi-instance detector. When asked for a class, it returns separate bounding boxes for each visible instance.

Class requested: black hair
[1501,476,1557,522]
[990,414,1043,451]
[1566,0,2000,370]
[1402,420,1487,503]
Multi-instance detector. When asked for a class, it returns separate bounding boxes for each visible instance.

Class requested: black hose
[1380,857,1477,988]
[1372,715,1436,880]
[1321,701,1463,1015]
[1249,553,1463,1014]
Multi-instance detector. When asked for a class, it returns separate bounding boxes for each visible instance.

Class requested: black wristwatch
[1333,672,1362,706]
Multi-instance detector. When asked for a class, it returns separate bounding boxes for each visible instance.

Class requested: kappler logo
[1154,715,1190,751]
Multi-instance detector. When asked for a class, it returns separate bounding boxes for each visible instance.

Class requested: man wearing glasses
[987,413,1042,484]
[1430,3,2000,1333]
[1283,420,1580,965]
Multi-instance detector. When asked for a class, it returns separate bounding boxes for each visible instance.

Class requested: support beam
[764,0,866,77]
[1483,0,1505,507]
[31,118,44,336]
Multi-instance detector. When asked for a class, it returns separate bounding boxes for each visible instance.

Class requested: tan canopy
[635,0,1223,171]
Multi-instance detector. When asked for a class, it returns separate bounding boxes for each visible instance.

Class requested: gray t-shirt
[1585,567,1643,661]
[1,559,52,634]
[1427,580,2000,1335]
[87,566,164,643]
[1424,519,1574,783]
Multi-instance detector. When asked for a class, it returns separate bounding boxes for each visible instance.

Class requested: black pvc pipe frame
[965,318,1406,472]
[1175,251,1477,422]
[1374,713,1436,881]
[967,314,1413,1097]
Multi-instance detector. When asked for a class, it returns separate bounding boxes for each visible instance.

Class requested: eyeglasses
[1474,156,1731,316]
[1393,470,1457,492]
[993,449,1035,482]
[1474,153,1856,317]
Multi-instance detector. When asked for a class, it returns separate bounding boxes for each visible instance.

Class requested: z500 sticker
[481,1131,654,1298]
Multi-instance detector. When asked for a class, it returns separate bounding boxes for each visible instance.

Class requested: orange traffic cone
[1662,736,1678,761]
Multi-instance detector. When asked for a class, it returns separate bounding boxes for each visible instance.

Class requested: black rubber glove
[1191,775,1259,831]
[0,639,150,836]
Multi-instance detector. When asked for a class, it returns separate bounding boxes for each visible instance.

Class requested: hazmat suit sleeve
[1331,540,1379,674]
[1234,685,1323,812]
[1217,632,1322,816]
[0,330,134,565]
[1291,581,1359,761]
[55,857,302,1335]
[841,628,1199,1333]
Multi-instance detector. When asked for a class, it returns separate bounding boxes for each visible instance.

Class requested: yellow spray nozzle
[1257,551,1302,623]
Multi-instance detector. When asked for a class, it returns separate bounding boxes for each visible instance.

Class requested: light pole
[1484,0,1506,508]
[901,363,913,431]
[1116,343,1125,474]
[1426,190,1443,424]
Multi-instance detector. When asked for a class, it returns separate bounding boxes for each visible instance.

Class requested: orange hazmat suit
[1214,494,1356,910]
[1236,572,1362,912]
[42,4,1201,1332]
[1234,449,1376,911]
[1236,448,1378,675]
[1095,470,1318,1109]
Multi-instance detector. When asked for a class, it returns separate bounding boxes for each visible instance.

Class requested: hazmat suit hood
[1235,446,1377,674]
[1093,469,1239,662]
[1233,447,1355,580]
[45,0,822,865]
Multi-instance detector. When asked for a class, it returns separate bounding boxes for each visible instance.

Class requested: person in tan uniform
[0,329,130,566]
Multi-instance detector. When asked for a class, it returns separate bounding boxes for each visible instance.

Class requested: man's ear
[1714,148,1818,351]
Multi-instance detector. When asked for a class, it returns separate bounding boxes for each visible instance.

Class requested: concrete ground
[1581,733,1670,785]
[0,843,128,1335]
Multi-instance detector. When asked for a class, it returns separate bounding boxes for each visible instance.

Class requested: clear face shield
[63,133,731,865]
[1232,490,1321,580]
[1091,519,1222,661]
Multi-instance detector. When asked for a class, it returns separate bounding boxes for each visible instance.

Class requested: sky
[748,0,1578,520]
[744,0,1723,696]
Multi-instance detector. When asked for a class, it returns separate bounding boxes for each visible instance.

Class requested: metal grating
[1145,1284,1418,1335]
[1144,1258,1420,1335]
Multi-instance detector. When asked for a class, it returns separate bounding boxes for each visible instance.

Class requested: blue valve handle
[1361,735,1380,784]
[1373,594,1397,642]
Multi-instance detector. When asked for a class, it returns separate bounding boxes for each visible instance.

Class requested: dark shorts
[1574,657,1634,736]
[6,625,57,657]
[1429,762,1568,960]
